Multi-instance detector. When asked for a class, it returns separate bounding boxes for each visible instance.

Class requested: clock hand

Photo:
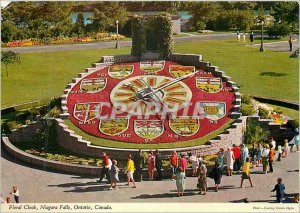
[139,78,164,104]
[140,70,199,99]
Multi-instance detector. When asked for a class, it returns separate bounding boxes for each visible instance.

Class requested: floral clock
[65,60,237,145]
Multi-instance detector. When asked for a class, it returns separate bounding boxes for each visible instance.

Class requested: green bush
[290,48,299,58]
[286,119,299,129]
[244,118,270,144]
[6,121,23,130]
[267,23,290,39]
[241,94,252,105]
[240,103,256,116]
[258,107,270,119]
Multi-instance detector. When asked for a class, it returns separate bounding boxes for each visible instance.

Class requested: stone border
[1,136,101,176]
[57,53,243,158]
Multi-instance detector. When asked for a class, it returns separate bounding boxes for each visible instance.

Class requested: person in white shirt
[270,137,276,150]
[9,186,19,203]
[262,144,270,174]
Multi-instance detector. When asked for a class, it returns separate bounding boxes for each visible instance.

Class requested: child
[197,164,207,195]
[109,159,120,190]
[283,139,289,158]
[175,167,186,197]
[271,178,285,203]
[277,145,282,161]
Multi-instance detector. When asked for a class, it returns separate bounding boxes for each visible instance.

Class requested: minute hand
[140,71,199,99]
[154,71,199,92]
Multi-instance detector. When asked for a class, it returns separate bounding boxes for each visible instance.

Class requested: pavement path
[1,33,236,53]
[247,35,299,53]
[1,147,299,203]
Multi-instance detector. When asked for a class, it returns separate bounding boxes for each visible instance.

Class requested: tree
[272,2,299,28]
[268,22,291,39]
[188,2,221,30]
[89,2,129,32]
[72,12,85,36]
[1,51,21,77]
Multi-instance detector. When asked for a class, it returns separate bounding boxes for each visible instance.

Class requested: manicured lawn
[63,119,235,149]
[1,39,298,108]
[1,47,131,108]
[174,40,299,102]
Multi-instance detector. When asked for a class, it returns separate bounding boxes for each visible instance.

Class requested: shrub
[267,23,290,39]
[6,121,23,130]
[286,119,299,129]
[240,103,256,116]
[241,94,252,105]
[290,48,299,58]
[244,118,270,144]
[258,107,270,119]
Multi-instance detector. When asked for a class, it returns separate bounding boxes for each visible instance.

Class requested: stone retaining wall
[2,137,101,176]
[9,121,43,143]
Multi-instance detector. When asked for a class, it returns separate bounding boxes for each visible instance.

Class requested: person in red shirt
[269,144,275,173]
[170,151,178,180]
[97,152,111,183]
[232,144,241,172]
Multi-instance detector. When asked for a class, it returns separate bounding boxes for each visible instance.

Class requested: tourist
[289,36,293,51]
[270,137,277,150]
[290,127,299,152]
[240,144,249,167]
[109,159,120,190]
[197,163,207,195]
[269,144,275,173]
[170,151,178,180]
[250,32,254,44]
[211,162,223,192]
[243,33,246,43]
[126,154,136,188]
[271,178,285,203]
[197,155,203,167]
[236,31,240,42]
[283,139,289,158]
[216,148,225,172]
[180,154,188,174]
[250,144,258,168]
[232,144,241,172]
[97,152,111,184]
[189,153,199,177]
[226,147,235,176]
[277,145,282,161]
[9,186,19,203]
[257,143,263,166]
[155,150,163,180]
[240,157,254,188]
[175,167,186,197]
[262,144,270,174]
[134,150,146,182]
[148,151,156,180]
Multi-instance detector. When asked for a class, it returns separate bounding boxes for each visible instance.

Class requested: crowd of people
[3,133,299,203]
[94,135,298,202]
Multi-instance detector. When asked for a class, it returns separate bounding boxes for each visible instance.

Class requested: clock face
[66,61,236,144]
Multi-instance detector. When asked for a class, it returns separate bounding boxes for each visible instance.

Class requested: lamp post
[115,20,120,49]
[259,20,264,52]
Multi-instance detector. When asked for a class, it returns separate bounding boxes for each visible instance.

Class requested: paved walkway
[247,35,299,53]
[1,148,299,203]
[1,33,235,53]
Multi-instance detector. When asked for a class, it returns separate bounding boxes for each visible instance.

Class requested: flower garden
[3,33,125,47]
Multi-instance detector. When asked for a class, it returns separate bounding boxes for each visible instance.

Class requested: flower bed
[4,33,125,47]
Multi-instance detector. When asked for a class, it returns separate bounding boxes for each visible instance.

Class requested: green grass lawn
[1,47,131,108]
[1,39,298,108]
[63,119,235,149]
[174,40,299,102]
